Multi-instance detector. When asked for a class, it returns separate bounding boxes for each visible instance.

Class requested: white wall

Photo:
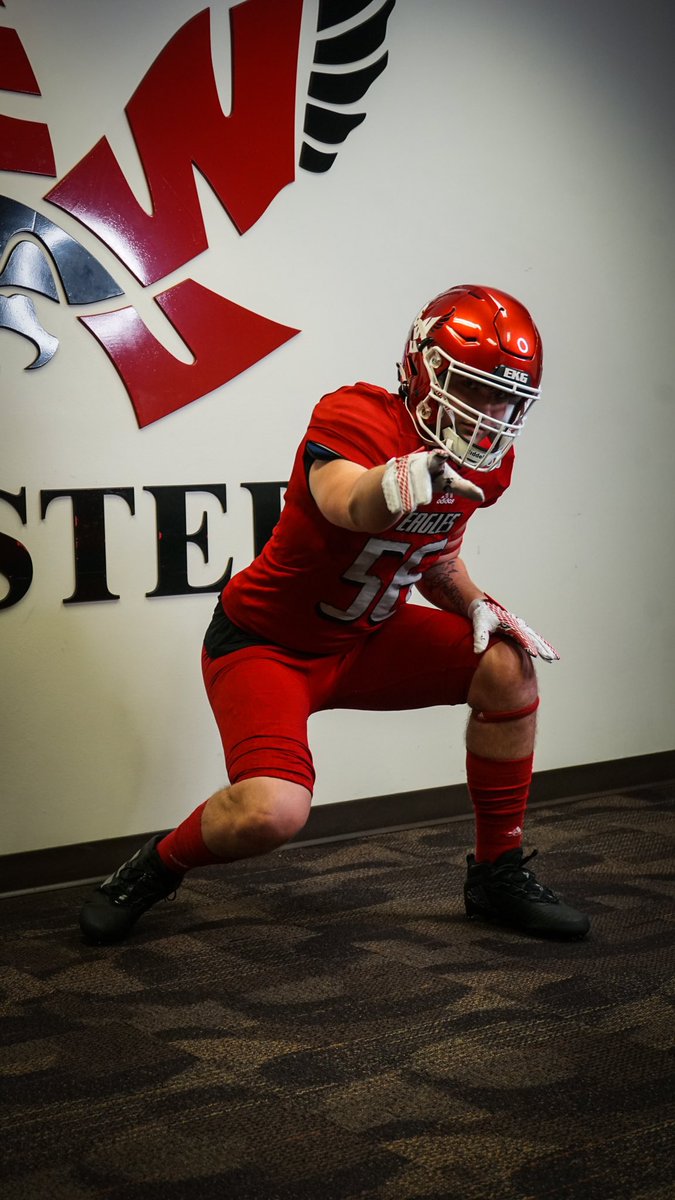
[1,0,674,855]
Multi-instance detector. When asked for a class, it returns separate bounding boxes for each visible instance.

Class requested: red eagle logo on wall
[0,0,396,426]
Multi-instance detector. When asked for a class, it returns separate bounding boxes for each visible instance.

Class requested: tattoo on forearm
[421,559,469,615]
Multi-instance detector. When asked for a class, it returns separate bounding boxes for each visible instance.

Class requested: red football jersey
[222,383,514,653]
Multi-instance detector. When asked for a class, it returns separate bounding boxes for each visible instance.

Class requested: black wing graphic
[299,0,397,174]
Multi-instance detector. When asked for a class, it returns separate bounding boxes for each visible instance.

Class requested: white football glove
[382,449,485,514]
[468,597,560,662]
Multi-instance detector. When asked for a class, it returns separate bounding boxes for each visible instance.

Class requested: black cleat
[79,836,184,944]
[464,847,590,939]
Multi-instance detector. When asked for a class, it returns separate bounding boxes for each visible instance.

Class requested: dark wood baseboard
[2,750,674,896]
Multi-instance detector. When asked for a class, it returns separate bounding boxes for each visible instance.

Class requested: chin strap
[472,696,540,724]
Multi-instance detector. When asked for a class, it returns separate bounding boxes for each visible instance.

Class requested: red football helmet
[398,284,543,470]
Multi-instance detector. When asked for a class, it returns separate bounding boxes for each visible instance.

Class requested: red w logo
[0,0,396,426]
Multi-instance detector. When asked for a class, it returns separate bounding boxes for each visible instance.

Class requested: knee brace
[471,696,540,724]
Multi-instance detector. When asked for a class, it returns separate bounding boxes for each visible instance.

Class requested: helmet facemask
[406,318,541,471]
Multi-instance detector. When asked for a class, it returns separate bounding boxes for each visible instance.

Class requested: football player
[79,285,590,943]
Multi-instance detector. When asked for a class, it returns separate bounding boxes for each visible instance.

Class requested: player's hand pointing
[428,450,485,503]
[382,450,485,514]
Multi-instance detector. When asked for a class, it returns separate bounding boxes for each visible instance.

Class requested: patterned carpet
[1,784,674,1200]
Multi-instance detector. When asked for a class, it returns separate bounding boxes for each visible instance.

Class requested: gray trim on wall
[1,750,674,897]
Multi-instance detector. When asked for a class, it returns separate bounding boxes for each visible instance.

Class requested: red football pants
[202,604,482,794]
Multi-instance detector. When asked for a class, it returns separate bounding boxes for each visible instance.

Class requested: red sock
[466,750,534,862]
[156,802,224,873]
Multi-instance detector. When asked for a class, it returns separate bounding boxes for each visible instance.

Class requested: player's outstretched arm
[309,450,484,534]
[309,458,395,532]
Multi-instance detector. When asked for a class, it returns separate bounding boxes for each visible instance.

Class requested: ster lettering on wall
[0,481,287,610]
[0,0,396,427]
